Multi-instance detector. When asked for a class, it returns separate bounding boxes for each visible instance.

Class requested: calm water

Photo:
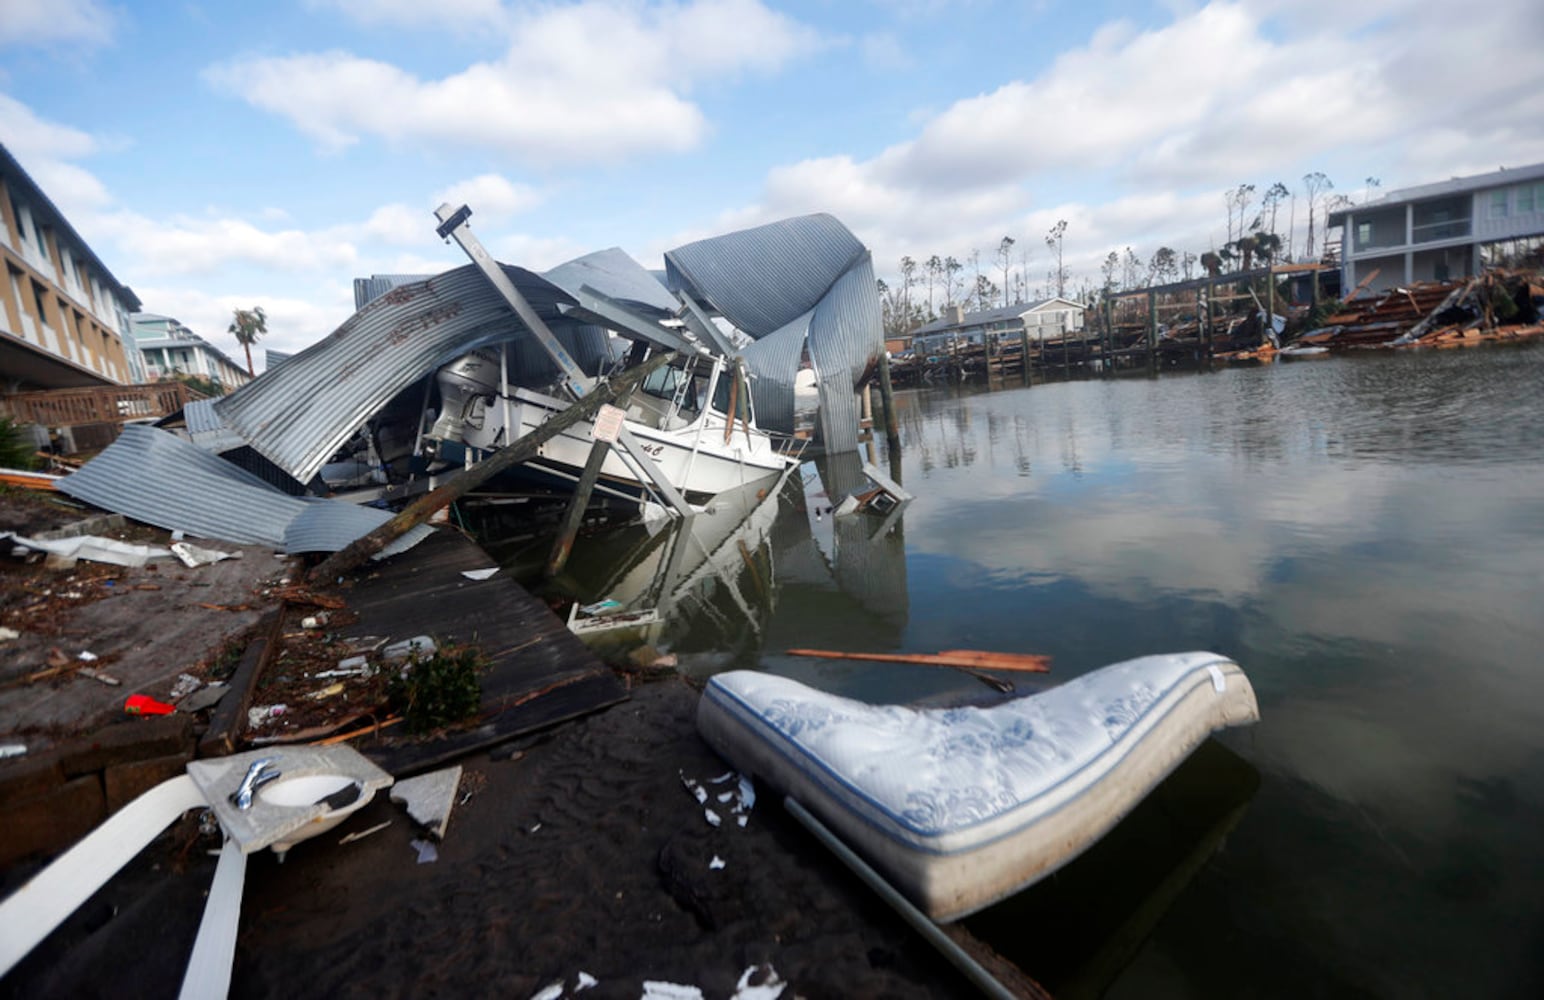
[498,344,1544,998]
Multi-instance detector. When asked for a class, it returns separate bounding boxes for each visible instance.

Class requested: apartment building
[130,313,253,391]
[0,144,140,391]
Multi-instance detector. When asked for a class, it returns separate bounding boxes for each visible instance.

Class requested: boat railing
[768,429,810,462]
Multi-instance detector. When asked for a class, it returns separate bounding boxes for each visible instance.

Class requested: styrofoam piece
[390,765,463,840]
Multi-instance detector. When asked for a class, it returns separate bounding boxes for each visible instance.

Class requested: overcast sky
[3,0,1541,364]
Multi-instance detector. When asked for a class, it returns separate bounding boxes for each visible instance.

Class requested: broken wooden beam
[786,648,1051,673]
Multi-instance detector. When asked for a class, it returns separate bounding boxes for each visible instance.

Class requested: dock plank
[339,529,626,774]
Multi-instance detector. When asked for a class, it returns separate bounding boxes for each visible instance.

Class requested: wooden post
[544,439,610,578]
[1103,298,1115,377]
[308,352,675,586]
[877,351,902,459]
[1147,290,1159,375]
[1019,328,1032,386]
[1266,266,1276,344]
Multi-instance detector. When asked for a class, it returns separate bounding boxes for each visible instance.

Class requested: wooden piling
[1147,290,1159,375]
[877,351,902,458]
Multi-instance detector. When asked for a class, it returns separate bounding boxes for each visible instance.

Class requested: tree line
[879,171,1368,337]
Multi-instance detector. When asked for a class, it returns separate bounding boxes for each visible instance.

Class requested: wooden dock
[341,528,628,775]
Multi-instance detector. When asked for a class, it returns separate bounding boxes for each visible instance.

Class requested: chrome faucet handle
[230,756,283,809]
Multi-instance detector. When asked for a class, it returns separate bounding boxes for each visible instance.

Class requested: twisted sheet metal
[215,264,578,484]
[59,424,309,547]
[807,253,882,453]
[664,214,866,337]
[543,248,678,317]
[741,309,812,434]
[664,215,881,455]
[58,425,429,554]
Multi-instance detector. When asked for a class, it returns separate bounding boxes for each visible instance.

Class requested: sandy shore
[5,676,974,999]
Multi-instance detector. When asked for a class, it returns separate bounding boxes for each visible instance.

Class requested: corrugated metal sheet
[180,397,248,454]
[807,253,883,454]
[543,248,678,318]
[215,263,584,485]
[664,213,867,338]
[59,424,309,547]
[58,424,432,555]
[741,310,812,434]
[283,502,433,557]
[353,273,434,310]
[663,215,881,455]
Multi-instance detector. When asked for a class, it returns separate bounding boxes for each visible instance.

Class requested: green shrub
[0,417,37,470]
[387,642,485,733]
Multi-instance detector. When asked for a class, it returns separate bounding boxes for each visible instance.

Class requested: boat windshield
[640,364,701,415]
[711,366,752,422]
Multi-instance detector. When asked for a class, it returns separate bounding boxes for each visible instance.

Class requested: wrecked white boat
[427,347,804,505]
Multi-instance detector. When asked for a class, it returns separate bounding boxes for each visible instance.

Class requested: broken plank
[786,648,1051,674]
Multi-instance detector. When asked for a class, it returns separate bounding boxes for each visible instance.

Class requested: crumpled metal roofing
[214,263,600,485]
[58,424,430,555]
[665,214,882,453]
[178,397,246,453]
[543,247,679,318]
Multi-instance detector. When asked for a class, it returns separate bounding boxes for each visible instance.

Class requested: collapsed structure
[55,210,884,555]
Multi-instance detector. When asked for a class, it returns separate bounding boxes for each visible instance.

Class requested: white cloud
[0,0,115,49]
[720,0,1544,287]
[204,0,821,165]
[0,93,98,159]
[432,174,543,220]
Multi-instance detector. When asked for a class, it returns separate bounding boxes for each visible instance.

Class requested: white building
[130,313,253,392]
[1329,162,1544,293]
[907,298,1086,356]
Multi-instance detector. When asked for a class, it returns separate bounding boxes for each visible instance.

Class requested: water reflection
[486,344,1544,996]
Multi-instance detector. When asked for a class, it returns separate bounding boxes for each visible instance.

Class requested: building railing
[0,381,208,427]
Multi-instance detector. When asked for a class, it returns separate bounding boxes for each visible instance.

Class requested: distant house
[1329,161,1544,293]
[908,298,1086,356]
[130,313,253,392]
[0,143,141,391]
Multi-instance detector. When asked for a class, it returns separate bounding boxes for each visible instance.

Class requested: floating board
[697,652,1259,922]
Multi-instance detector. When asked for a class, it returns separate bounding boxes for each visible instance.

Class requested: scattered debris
[124,693,175,716]
[308,682,346,701]
[641,982,704,1000]
[300,613,330,630]
[382,635,436,664]
[76,650,98,662]
[0,627,19,643]
[0,744,26,760]
[461,567,499,580]
[409,838,439,864]
[171,541,240,568]
[169,673,202,700]
[78,668,120,686]
[338,820,392,845]
[390,765,464,840]
[731,963,787,1000]
[180,682,230,712]
[709,856,726,870]
[0,531,171,569]
[247,704,287,728]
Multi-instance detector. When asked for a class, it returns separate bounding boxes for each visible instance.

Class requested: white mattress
[697,651,1259,922]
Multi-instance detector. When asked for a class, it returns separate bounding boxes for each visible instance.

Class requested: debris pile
[1300,271,1544,349]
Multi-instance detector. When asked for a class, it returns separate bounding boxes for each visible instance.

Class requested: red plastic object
[124,694,176,716]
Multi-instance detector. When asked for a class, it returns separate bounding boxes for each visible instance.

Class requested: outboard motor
[427,349,502,443]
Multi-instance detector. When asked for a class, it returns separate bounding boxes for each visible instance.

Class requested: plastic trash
[125,694,176,716]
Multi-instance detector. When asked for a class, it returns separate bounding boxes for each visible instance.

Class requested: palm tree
[228,306,267,377]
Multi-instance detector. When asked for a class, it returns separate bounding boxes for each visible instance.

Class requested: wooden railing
[0,381,208,427]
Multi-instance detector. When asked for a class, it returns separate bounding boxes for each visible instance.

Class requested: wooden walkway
[343,528,628,775]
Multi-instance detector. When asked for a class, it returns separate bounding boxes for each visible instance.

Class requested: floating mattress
[697,652,1259,922]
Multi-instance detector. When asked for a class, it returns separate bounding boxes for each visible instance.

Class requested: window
[1518,184,1543,214]
[1490,191,1509,218]
[31,280,48,324]
[35,223,48,258]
